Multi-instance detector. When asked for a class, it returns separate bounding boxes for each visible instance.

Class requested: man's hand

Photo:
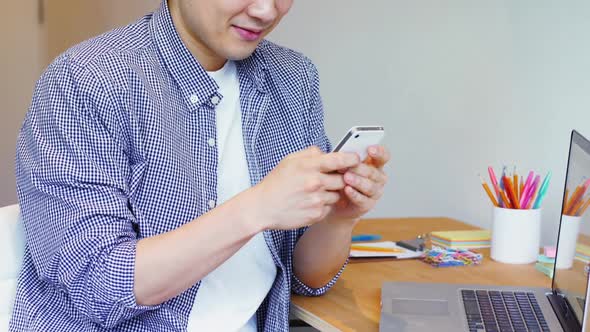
[327,145,390,223]
[244,146,360,231]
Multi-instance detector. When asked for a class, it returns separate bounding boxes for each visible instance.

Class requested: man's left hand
[327,145,390,223]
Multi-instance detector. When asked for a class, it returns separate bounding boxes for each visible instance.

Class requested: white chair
[0,204,24,330]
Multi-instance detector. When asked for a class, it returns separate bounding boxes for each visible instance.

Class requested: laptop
[380,130,590,332]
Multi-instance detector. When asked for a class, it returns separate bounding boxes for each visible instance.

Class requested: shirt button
[208,200,216,209]
[190,94,199,104]
[207,138,216,147]
[210,95,220,105]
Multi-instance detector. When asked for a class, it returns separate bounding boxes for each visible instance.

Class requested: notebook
[430,230,491,249]
[575,243,590,263]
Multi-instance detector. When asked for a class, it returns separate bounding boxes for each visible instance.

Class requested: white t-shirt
[186,61,277,332]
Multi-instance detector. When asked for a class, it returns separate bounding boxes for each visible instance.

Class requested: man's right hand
[242,146,361,231]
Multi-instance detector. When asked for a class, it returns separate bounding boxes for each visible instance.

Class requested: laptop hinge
[547,292,581,332]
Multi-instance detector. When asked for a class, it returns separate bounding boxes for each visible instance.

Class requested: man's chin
[224,44,260,61]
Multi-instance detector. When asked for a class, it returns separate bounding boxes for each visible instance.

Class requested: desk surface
[290,217,566,332]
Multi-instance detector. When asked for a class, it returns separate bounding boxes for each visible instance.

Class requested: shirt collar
[149,0,268,108]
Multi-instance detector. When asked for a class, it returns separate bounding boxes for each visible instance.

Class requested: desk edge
[290,302,342,332]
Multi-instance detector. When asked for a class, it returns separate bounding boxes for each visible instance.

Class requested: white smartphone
[332,126,385,161]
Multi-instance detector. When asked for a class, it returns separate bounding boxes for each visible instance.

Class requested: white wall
[5,1,590,245]
[269,0,590,245]
[45,0,160,64]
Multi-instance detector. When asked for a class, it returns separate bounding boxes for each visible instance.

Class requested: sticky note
[535,262,554,278]
[544,246,556,258]
[537,254,555,264]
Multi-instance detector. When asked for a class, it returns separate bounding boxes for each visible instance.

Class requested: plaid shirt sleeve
[290,57,349,297]
[16,56,160,329]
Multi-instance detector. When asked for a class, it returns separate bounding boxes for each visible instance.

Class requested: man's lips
[233,26,263,41]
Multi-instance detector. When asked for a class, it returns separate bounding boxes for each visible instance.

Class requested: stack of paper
[430,230,491,249]
[535,254,555,279]
[575,243,590,263]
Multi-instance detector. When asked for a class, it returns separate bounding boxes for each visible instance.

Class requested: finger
[344,185,373,211]
[319,173,346,191]
[322,191,341,205]
[366,145,390,168]
[344,172,379,197]
[308,191,340,209]
[371,186,385,201]
[317,152,360,173]
[347,163,386,183]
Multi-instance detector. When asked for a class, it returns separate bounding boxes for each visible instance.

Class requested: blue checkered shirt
[11,1,344,331]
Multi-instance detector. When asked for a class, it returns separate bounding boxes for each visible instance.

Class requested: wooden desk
[290,217,560,332]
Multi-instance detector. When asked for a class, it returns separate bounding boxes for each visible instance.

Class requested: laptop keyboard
[461,290,550,332]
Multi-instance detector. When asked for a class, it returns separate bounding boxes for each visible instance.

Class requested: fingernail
[369,147,377,155]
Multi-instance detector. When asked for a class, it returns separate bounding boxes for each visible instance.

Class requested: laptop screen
[553,130,590,326]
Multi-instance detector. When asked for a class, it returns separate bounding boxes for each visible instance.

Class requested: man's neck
[167,0,226,71]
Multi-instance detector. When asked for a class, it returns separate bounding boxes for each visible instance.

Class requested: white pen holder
[555,214,581,269]
[491,207,541,264]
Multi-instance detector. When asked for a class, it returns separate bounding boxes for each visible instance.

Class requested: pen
[525,187,538,209]
[519,171,535,208]
[352,234,382,242]
[533,171,552,209]
[350,245,404,253]
[521,175,540,209]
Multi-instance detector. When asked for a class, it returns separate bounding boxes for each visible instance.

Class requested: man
[11,0,389,331]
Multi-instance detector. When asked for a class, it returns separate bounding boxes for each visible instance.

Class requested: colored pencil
[484,168,551,210]
[519,176,524,203]
[563,189,569,214]
[503,176,519,209]
[513,168,519,202]
[566,179,590,214]
[564,186,581,213]
[570,198,586,216]
[499,189,512,209]
[500,165,510,208]
[479,174,499,207]
[579,197,590,216]
[488,167,502,206]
